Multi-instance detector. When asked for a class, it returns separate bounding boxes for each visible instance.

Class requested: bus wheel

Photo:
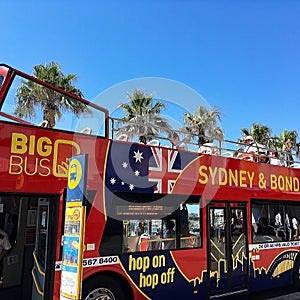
[294,257,300,290]
[82,275,126,300]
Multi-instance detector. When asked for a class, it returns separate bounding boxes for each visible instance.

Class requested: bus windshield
[0,64,109,136]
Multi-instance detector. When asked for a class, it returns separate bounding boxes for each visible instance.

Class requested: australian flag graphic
[105,141,155,195]
[105,140,196,198]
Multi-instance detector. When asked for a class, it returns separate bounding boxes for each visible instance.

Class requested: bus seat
[81,127,92,134]
[116,134,128,142]
[290,163,300,168]
[237,152,255,161]
[138,234,150,251]
[38,120,50,128]
[147,139,160,146]
[222,151,233,157]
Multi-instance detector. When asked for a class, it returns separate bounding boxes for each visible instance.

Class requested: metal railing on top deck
[109,116,300,168]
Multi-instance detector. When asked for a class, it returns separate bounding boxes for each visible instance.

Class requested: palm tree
[240,123,272,146]
[182,106,224,145]
[117,89,171,140]
[14,61,90,128]
[268,135,283,151]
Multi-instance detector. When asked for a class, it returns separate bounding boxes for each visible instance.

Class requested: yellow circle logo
[68,158,82,190]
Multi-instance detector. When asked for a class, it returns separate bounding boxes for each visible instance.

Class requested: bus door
[208,202,248,298]
[32,197,58,300]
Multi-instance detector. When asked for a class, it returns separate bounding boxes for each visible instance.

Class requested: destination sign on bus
[115,205,174,218]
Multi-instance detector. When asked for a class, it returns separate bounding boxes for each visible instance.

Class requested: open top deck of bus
[1,64,299,167]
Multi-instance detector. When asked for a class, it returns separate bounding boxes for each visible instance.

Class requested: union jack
[149,147,182,193]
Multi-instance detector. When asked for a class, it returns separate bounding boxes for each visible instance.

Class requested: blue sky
[1,0,300,142]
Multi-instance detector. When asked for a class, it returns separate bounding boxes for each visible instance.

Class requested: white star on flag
[122,162,128,168]
[110,178,116,185]
[133,150,143,163]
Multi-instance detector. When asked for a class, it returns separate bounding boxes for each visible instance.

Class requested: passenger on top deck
[139,135,147,144]
[268,149,282,166]
[237,135,258,161]
[177,142,187,151]
[284,139,294,167]
[257,148,269,164]
[244,135,258,153]
[170,132,186,150]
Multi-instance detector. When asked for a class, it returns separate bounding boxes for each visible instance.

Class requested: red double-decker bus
[0,64,299,300]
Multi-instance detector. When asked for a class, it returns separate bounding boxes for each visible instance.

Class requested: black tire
[294,257,300,290]
[82,274,126,300]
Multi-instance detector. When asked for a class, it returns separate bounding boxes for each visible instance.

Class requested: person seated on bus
[169,132,186,150]
[237,135,258,161]
[169,132,180,149]
[257,217,268,235]
[135,222,144,236]
[244,136,259,153]
[268,149,282,166]
[257,149,269,164]
[163,220,175,249]
[177,142,187,151]
[292,216,299,240]
[284,139,294,167]
[139,135,147,144]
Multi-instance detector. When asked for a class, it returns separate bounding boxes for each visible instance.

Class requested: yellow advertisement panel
[60,206,86,300]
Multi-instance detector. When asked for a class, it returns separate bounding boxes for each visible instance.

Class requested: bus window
[286,204,300,241]
[99,217,124,256]
[123,218,177,252]
[251,201,300,243]
[210,208,226,243]
[180,202,201,248]
[100,193,202,255]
